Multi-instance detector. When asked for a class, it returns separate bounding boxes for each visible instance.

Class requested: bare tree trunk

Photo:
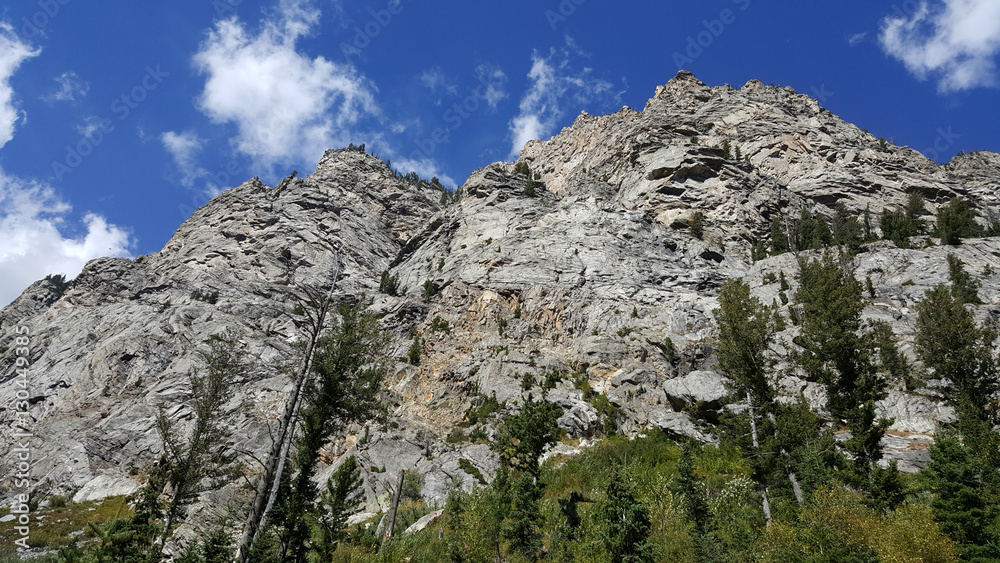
[381,470,405,550]
[747,391,773,526]
[767,412,804,504]
[787,470,804,503]
[235,270,339,563]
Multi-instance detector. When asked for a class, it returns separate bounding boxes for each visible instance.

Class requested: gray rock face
[662,370,729,412]
[1,74,998,521]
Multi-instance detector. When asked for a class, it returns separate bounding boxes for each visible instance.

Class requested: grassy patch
[0,495,133,554]
[459,458,487,485]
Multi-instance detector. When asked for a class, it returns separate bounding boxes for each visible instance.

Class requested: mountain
[2,71,999,539]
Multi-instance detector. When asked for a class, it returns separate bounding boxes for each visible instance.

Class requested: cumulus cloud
[0,23,131,307]
[508,44,617,158]
[44,71,89,102]
[161,130,210,188]
[0,171,132,306]
[0,22,40,148]
[193,0,379,172]
[880,0,1000,92]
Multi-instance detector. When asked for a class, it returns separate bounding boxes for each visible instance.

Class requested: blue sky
[1,0,999,305]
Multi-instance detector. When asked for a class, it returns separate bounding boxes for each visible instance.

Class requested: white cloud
[0,22,41,148]
[0,171,132,307]
[161,130,210,188]
[508,44,616,158]
[848,32,868,46]
[0,23,131,307]
[193,0,379,173]
[76,116,104,138]
[880,0,1000,92]
[392,156,457,188]
[44,71,89,102]
[475,63,508,110]
[420,67,457,97]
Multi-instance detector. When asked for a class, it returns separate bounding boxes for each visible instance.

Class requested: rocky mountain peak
[2,73,999,538]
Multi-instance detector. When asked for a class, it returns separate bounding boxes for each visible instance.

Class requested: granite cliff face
[2,72,1000,525]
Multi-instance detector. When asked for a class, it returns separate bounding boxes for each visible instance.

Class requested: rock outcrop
[2,72,999,525]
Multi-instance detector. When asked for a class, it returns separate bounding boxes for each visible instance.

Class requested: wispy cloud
[0,22,41,148]
[44,71,89,102]
[192,0,379,173]
[879,0,1000,92]
[475,63,508,110]
[161,130,211,189]
[848,32,868,46]
[508,39,618,158]
[420,67,457,98]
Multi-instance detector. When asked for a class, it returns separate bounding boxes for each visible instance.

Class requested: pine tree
[880,208,914,248]
[925,434,1000,560]
[597,465,654,563]
[832,201,863,249]
[153,330,247,558]
[915,285,999,460]
[770,216,789,255]
[714,278,779,522]
[268,299,388,561]
[492,394,563,561]
[795,254,892,480]
[671,441,718,558]
[689,211,705,240]
[862,204,875,241]
[946,254,982,304]
[905,191,927,230]
[237,281,346,563]
[936,196,981,245]
[794,208,831,250]
[313,456,364,560]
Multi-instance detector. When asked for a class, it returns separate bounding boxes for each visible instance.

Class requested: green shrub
[429,316,450,332]
[590,393,621,435]
[662,337,678,364]
[379,270,400,296]
[422,279,440,301]
[466,392,503,425]
[401,469,424,501]
[407,335,422,365]
[44,274,71,299]
[936,196,982,245]
[191,288,219,304]
[689,211,705,240]
[458,458,487,485]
